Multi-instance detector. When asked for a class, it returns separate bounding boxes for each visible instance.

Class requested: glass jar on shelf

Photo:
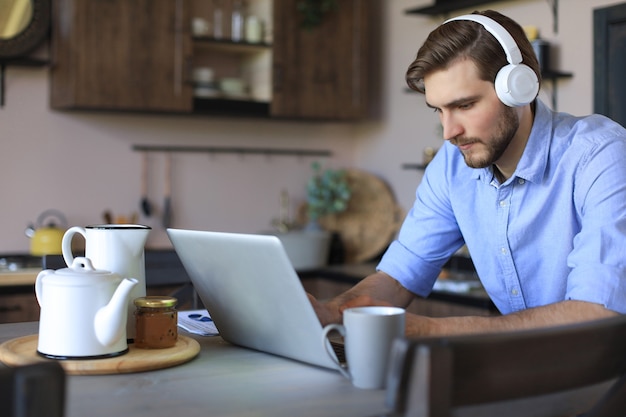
[213,0,224,39]
[231,0,244,42]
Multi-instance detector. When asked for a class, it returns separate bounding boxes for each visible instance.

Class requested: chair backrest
[384,315,626,417]
[0,362,66,417]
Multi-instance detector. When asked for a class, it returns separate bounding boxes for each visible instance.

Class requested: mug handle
[61,226,87,267]
[321,324,351,380]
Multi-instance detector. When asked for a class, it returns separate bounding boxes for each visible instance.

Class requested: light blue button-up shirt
[378,99,626,314]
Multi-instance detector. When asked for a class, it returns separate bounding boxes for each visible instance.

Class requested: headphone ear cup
[494,64,539,107]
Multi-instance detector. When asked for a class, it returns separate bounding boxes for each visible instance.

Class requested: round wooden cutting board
[300,169,404,264]
[0,334,200,375]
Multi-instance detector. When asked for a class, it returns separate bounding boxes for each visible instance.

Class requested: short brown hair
[406,10,541,93]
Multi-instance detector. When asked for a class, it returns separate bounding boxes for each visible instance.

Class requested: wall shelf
[542,70,573,110]
[405,0,518,16]
[132,144,332,158]
[402,163,428,171]
[406,0,561,33]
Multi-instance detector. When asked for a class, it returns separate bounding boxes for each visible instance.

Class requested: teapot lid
[42,257,120,284]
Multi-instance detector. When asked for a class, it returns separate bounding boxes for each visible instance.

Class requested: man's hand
[306,293,341,326]
[307,292,396,326]
[306,272,414,326]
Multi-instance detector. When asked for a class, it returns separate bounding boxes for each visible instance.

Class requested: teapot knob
[70,257,97,272]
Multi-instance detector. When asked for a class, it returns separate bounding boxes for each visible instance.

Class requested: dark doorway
[594,3,626,128]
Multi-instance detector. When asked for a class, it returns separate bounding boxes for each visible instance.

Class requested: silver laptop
[167,228,339,370]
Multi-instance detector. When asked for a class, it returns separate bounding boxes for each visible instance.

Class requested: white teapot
[35,257,137,359]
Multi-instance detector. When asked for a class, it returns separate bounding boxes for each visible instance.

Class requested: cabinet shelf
[193,97,270,117]
[192,36,272,53]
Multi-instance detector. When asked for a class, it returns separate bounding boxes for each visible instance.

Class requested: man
[309,10,626,336]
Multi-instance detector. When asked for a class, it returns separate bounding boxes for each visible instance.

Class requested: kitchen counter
[0,269,40,287]
[0,321,389,417]
[0,250,193,288]
[0,249,499,323]
[0,249,499,322]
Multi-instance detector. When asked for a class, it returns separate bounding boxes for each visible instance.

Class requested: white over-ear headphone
[444,14,539,107]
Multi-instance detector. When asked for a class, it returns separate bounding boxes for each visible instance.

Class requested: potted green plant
[266,163,350,270]
[306,162,351,228]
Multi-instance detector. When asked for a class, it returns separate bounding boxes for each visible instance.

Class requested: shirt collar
[514,99,552,184]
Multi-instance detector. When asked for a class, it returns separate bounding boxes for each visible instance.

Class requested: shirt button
[511,288,519,296]
[518,179,525,185]
[500,247,507,255]
[499,200,507,207]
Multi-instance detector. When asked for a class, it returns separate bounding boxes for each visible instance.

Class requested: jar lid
[134,296,177,308]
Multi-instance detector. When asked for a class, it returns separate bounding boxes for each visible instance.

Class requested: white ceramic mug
[62,224,151,340]
[322,306,405,389]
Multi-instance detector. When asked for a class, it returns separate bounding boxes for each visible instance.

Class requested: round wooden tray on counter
[0,334,200,375]
[299,169,405,263]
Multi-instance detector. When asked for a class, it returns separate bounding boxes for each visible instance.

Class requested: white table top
[0,322,389,417]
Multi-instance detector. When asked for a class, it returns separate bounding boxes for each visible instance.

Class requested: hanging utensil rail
[132,145,332,157]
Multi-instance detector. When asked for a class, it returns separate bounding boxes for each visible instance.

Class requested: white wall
[0,0,622,253]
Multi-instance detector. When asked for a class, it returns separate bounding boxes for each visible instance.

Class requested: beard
[452,105,519,169]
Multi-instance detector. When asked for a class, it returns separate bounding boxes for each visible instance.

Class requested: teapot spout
[94,278,138,347]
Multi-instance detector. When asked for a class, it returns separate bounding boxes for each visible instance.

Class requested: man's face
[423,58,520,169]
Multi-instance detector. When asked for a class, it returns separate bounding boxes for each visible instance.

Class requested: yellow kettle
[25,210,68,256]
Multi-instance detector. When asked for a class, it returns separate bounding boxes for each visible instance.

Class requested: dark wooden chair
[0,362,66,417]
[383,315,626,417]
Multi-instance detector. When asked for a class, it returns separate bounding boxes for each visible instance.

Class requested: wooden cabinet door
[0,293,40,324]
[271,0,380,120]
[51,0,193,112]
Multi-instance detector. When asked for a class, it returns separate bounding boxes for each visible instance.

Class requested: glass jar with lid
[134,296,178,349]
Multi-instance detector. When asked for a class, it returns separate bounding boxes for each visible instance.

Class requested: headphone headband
[443,14,522,66]
[441,13,538,107]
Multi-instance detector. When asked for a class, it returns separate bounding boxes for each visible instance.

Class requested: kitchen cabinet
[50,0,380,120]
[271,0,379,119]
[0,284,194,324]
[50,0,193,112]
[0,250,195,324]
[0,290,40,324]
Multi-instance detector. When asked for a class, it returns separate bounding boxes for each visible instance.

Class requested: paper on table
[177,309,219,336]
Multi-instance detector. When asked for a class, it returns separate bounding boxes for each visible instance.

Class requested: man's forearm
[406,300,619,337]
[317,272,619,337]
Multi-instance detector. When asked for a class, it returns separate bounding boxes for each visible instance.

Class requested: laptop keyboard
[330,341,346,364]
